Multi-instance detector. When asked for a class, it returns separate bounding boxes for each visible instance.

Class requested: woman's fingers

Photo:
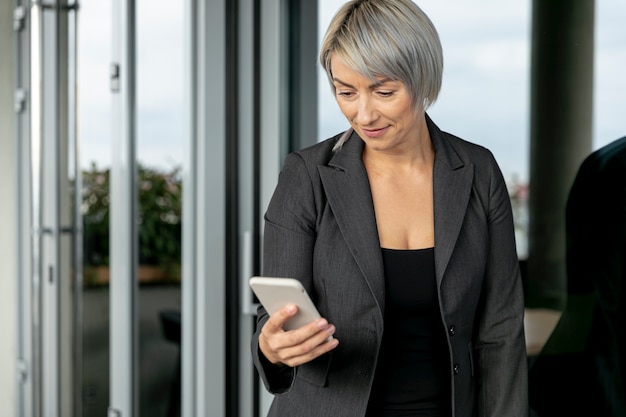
[262,304,298,335]
[279,334,339,367]
[259,305,339,366]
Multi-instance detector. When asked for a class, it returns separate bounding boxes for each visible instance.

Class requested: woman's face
[330,55,424,153]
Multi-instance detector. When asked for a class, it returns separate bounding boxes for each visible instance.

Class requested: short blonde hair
[320,0,443,113]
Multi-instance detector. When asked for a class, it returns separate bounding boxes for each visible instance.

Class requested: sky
[78,0,626,186]
[318,0,626,184]
[78,0,184,172]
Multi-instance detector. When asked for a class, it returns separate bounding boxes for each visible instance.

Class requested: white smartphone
[249,276,328,334]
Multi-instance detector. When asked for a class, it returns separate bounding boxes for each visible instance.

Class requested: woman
[251,0,528,416]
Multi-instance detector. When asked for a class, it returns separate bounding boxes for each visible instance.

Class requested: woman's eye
[377,91,393,97]
[337,91,354,98]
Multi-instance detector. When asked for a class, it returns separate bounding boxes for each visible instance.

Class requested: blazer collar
[318,114,474,313]
[428,115,475,285]
[318,134,386,318]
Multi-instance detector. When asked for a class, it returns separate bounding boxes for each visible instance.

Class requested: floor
[82,284,181,417]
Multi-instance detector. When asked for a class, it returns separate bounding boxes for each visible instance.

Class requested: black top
[366,247,450,417]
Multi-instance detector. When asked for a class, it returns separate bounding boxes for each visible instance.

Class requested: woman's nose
[355,97,377,125]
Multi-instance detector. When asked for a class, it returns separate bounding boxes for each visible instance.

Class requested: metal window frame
[15,1,77,416]
[237,0,259,415]
[11,0,317,415]
[39,0,62,412]
[108,1,138,417]
[182,0,227,416]
[181,1,296,415]
[15,1,35,416]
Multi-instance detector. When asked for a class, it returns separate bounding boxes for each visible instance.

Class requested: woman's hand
[259,304,339,367]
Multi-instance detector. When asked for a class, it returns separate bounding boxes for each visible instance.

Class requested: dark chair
[159,310,181,417]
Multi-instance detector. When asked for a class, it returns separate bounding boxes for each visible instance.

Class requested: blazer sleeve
[474,151,529,417]
[250,152,319,394]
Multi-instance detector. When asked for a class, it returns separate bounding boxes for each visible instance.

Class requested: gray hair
[320,0,443,150]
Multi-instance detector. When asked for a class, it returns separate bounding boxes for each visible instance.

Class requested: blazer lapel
[318,132,386,315]
[316,118,474,310]
[428,116,475,286]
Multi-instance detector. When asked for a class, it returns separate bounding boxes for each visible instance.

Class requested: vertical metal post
[66,2,82,416]
[181,1,197,416]
[258,0,288,413]
[29,3,45,416]
[527,0,595,309]
[237,1,257,415]
[259,0,287,217]
[0,4,15,417]
[109,0,137,416]
[14,1,35,416]
[287,0,318,151]
[20,2,76,416]
[182,1,227,416]
[39,0,62,413]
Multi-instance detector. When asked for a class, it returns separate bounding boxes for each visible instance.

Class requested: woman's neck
[363,132,434,178]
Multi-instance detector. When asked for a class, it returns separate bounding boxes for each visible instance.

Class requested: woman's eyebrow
[332,77,395,89]
[369,78,394,88]
[332,77,355,89]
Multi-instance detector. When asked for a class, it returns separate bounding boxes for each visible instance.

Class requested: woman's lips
[361,126,389,138]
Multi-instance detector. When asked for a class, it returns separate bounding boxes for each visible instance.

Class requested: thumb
[266,304,298,332]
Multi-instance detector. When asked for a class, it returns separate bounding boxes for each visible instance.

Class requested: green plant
[137,165,182,268]
[81,163,182,275]
[82,163,110,267]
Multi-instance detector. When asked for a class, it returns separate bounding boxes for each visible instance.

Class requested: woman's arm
[474,151,528,417]
[251,152,338,394]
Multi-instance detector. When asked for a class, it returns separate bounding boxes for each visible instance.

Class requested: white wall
[0,0,17,415]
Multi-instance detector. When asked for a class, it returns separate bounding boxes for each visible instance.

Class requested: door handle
[241,230,259,316]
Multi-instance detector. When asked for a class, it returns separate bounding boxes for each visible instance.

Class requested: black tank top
[366,247,450,417]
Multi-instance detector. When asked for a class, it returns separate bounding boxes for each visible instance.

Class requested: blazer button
[448,325,455,336]
[453,364,460,375]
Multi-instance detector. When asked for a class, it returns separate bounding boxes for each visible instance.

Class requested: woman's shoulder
[440,132,508,183]
[433,128,505,187]
[440,130,494,162]
[288,131,345,165]
[427,115,496,166]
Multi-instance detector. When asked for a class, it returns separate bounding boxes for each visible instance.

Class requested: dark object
[159,310,181,417]
[529,136,626,416]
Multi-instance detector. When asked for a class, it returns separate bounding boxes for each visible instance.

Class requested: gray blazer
[252,115,528,417]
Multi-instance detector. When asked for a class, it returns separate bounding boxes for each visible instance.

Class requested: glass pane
[594,0,626,149]
[77,1,112,416]
[136,1,184,416]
